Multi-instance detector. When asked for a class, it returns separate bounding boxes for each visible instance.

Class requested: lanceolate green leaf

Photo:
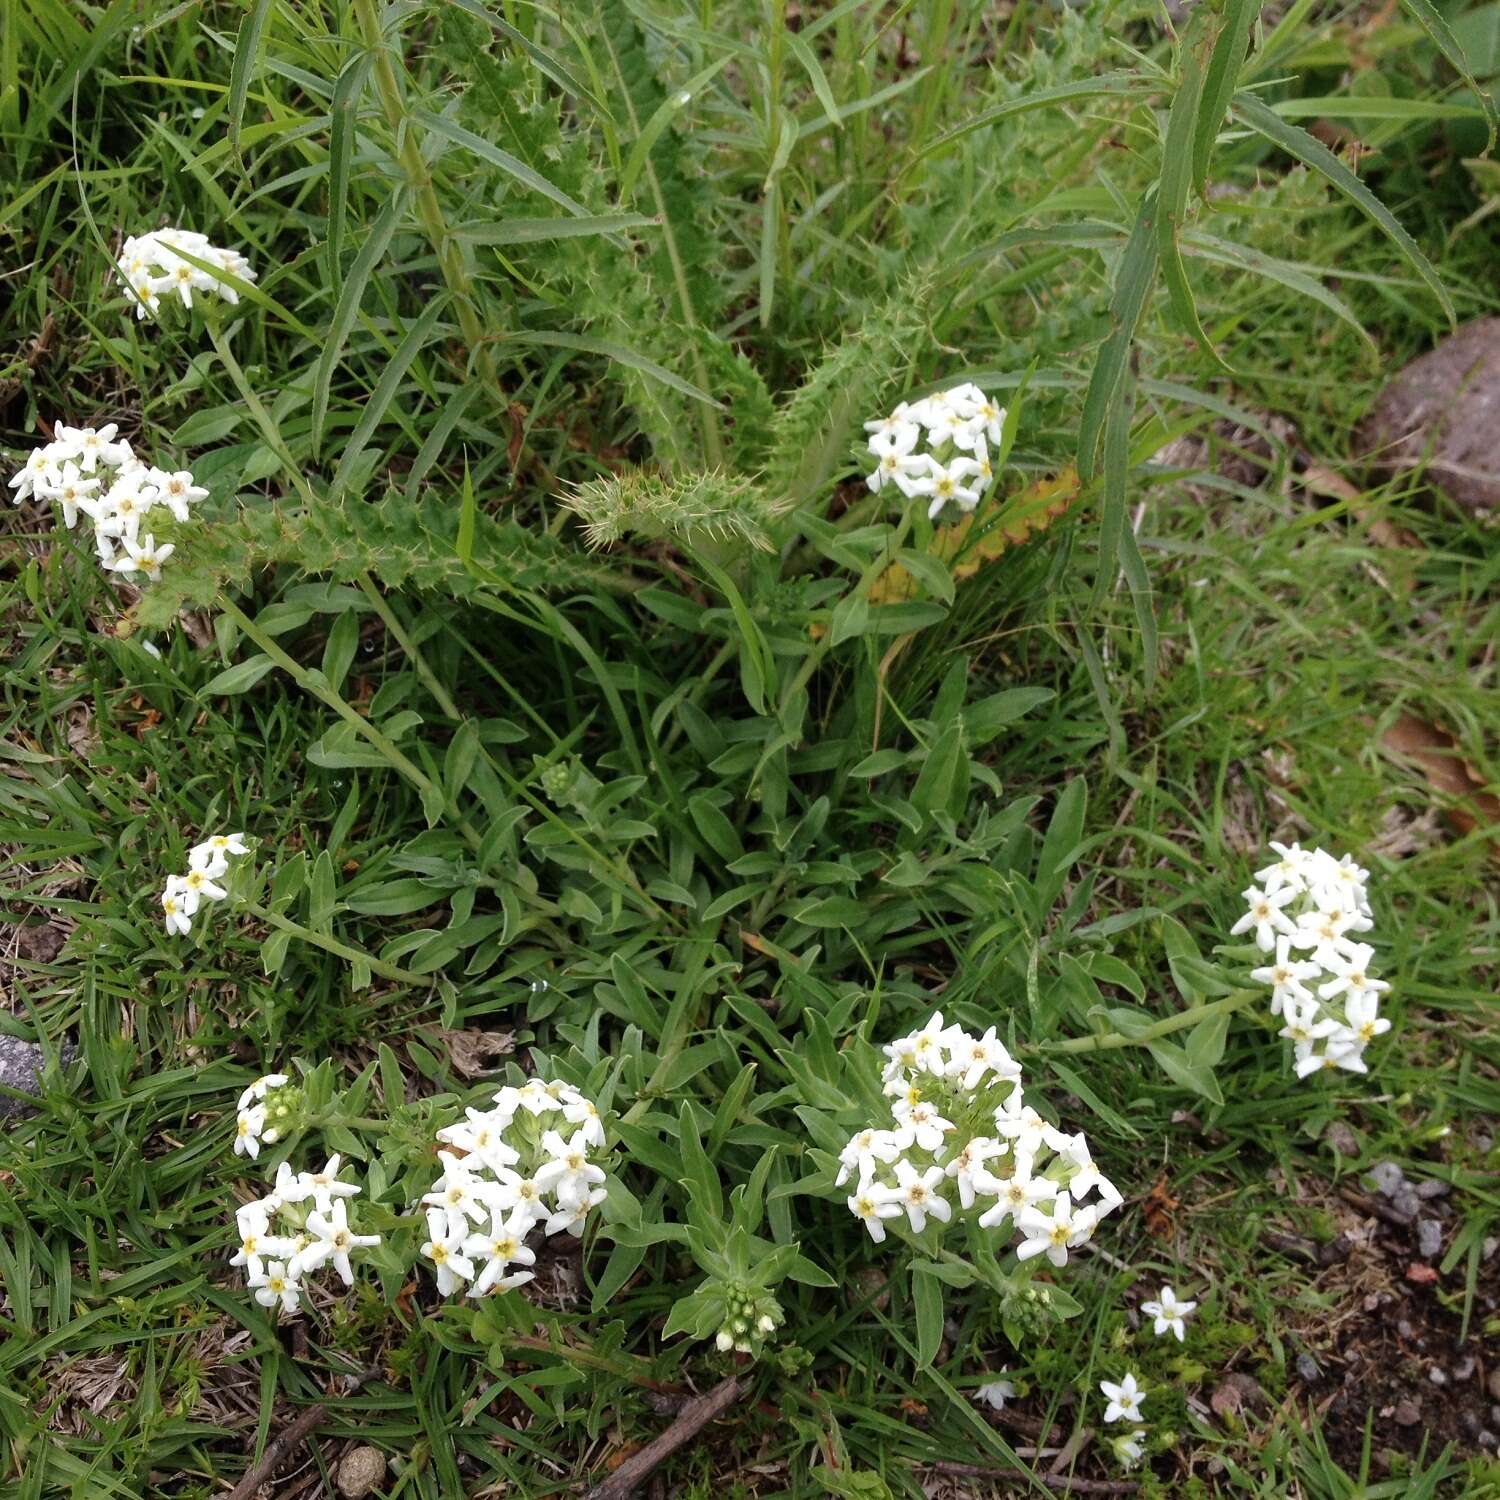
[1396,0,1497,151]
[1230,92,1453,322]
[1078,196,1160,484]
[1193,0,1261,192]
[313,188,409,461]
[226,0,274,156]
[414,108,594,218]
[1158,14,1227,371]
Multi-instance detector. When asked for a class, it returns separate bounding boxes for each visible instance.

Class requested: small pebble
[1428,1367,1448,1387]
[1296,1353,1320,1382]
[1415,1178,1450,1199]
[1487,1369,1500,1401]
[1393,1399,1422,1426]
[1481,1431,1499,1451]
[1391,1187,1422,1221]
[336,1447,388,1500]
[1417,1219,1444,1258]
[1324,1120,1358,1156]
[1367,1161,1406,1197]
[1397,1320,1415,1340]
[1453,1355,1475,1382]
[1483,1236,1498,1262]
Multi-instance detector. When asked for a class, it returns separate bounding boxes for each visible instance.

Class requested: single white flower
[836,1127,904,1188]
[1113,1429,1146,1467]
[1316,943,1388,1006]
[108,532,175,581]
[421,1208,476,1296]
[1343,989,1391,1047]
[533,1127,606,1206]
[943,1136,1005,1209]
[160,888,193,936]
[1100,1372,1146,1424]
[975,1164,1055,1229]
[911,456,984,520]
[892,1160,951,1234]
[250,1259,302,1314]
[542,1186,605,1238]
[848,1180,902,1243]
[421,1150,493,1232]
[973,1375,1017,1410]
[1250,937,1321,1017]
[462,1204,538,1296]
[437,1107,524,1174]
[233,1105,267,1158]
[230,1209,295,1281]
[298,1153,361,1215]
[295,1200,379,1285]
[177,864,225,902]
[1016,1189,1097,1267]
[1139,1284,1196,1341]
[1230,883,1297,951]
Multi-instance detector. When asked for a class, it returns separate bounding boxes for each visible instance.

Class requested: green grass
[3,0,1499,1496]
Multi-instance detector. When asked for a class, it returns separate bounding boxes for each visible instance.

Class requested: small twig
[1338,1187,1414,1231]
[224,1367,378,1500]
[1049,1424,1093,1476]
[584,1375,743,1500]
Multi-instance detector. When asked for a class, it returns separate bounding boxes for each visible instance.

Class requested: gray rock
[1359,318,1500,511]
[1366,1160,1406,1197]
[1415,1178,1451,1200]
[0,1035,77,1119]
[1417,1219,1444,1259]
[1391,1187,1422,1223]
[1296,1353,1321,1382]
[337,1446,388,1500]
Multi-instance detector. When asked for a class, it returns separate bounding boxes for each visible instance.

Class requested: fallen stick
[224,1366,378,1500]
[584,1374,743,1500]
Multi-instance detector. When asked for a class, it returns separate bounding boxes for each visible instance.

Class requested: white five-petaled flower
[160,888,193,936]
[892,1160,951,1233]
[1250,937,1321,1017]
[534,1128,607,1207]
[1230,883,1297,951]
[1113,1429,1146,1467]
[1016,1189,1098,1267]
[1139,1284,1196,1341]
[295,1200,380,1285]
[108,533,175,581]
[233,1105,267,1158]
[1100,1372,1146,1424]
[911,456,983,520]
[973,1375,1017,1410]
[421,1208,476,1296]
[249,1260,302,1314]
[848,1180,902,1243]
[462,1204,538,1297]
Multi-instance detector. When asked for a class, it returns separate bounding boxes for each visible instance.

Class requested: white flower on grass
[911,456,983,520]
[55,423,129,472]
[1100,1372,1146,1424]
[230,1206,295,1280]
[1230,883,1297,951]
[831,1012,1118,1280]
[1242,843,1392,1082]
[1139,1284,1196,1341]
[462,1205,538,1296]
[420,1078,609,1297]
[892,1160,951,1233]
[421,1208,475,1296]
[534,1128,608,1206]
[1250,938,1321,1017]
[52,464,100,529]
[8,445,62,503]
[974,1375,1017,1410]
[234,1105,268,1158]
[113,228,256,321]
[1113,1429,1146,1467]
[160,833,249,941]
[848,1180,903,1243]
[861,382,1007,518]
[294,1200,380,1286]
[160,888,193,936]
[106,533,174,581]
[298,1154,362,1215]
[1016,1190,1098,1267]
[250,1260,302,1315]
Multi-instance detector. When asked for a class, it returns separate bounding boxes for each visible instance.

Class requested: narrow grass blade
[1158,15,1229,372]
[326,52,373,299]
[1193,0,1260,192]
[414,108,593,218]
[441,0,609,118]
[227,0,273,157]
[1231,92,1453,322]
[620,56,730,200]
[507,330,723,408]
[1078,195,1160,483]
[313,189,408,462]
[450,212,660,244]
[331,298,451,498]
[1398,0,1497,151]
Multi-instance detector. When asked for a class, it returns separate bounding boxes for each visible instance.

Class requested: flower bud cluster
[231,1151,380,1317]
[863,382,1007,520]
[114,227,256,321]
[161,832,250,938]
[419,1079,608,1298]
[7,424,208,582]
[233,1071,299,1159]
[713,1282,785,1355]
[837,1012,1121,1267]
[1236,843,1390,1078]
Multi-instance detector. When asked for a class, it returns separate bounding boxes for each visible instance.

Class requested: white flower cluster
[419,1079,607,1298]
[233,1071,290,1160]
[7,423,208,582]
[1235,844,1391,1079]
[863,382,1007,520]
[114,227,256,321]
[161,831,250,939]
[837,1012,1121,1266]
[231,1150,380,1317]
